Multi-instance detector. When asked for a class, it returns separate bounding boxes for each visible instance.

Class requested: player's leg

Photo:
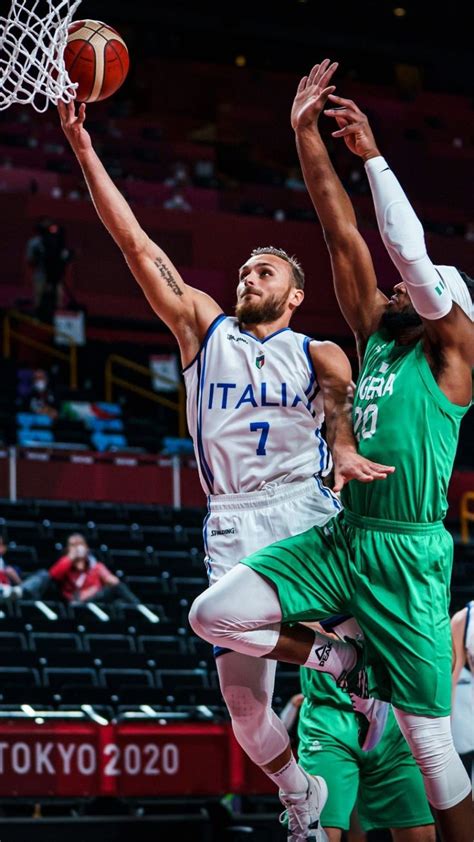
[320,615,390,753]
[342,520,472,842]
[392,710,472,842]
[214,632,330,840]
[190,519,356,673]
[216,650,311,790]
[356,707,435,842]
[324,831,343,841]
[297,694,361,842]
[347,808,367,842]
[202,488,337,840]
[190,518,390,756]
[189,559,360,679]
[390,829,436,841]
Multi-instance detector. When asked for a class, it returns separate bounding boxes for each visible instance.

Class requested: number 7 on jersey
[250,421,270,455]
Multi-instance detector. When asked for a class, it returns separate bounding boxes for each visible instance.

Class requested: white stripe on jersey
[183,315,332,495]
[465,600,474,673]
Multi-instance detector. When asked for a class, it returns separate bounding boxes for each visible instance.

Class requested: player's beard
[235,290,289,325]
[381,306,422,338]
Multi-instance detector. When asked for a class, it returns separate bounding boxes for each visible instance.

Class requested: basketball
[64,19,129,103]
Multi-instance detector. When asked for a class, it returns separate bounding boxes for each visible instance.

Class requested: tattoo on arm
[154,256,183,297]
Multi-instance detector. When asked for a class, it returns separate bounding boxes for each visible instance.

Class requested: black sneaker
[337,636,389,751]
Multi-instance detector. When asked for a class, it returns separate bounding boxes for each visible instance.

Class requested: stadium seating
[0,496,470,727]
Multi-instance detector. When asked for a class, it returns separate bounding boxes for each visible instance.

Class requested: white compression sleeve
[393,708,472,809]
[364,156,454,320]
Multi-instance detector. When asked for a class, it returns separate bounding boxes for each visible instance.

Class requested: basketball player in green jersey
[296,623,435,841]
[189,60,474,842]
[298,673,435,841]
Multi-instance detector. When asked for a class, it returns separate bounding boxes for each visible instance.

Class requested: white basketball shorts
[203,474,341,585]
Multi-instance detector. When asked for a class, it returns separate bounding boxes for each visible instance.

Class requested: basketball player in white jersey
[451,602,474,786]
[58,99,394,842]
[452,601,474,693]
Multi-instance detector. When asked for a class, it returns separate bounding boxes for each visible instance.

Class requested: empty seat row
[1,520,201,550]
[0,665,210,692]
[0,664,298,708]
[0,498,206,528]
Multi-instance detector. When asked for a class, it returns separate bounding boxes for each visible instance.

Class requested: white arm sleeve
[364,156,453,320]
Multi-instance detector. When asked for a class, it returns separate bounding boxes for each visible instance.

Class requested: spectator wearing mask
[10,534,158,622]
[24,369,58,420]
[49,533,133,604]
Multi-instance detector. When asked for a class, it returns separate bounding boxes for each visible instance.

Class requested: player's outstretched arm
[310,341,395,492]
[58,101,222,366]
[292,60,387,357]
[326,95,474,400]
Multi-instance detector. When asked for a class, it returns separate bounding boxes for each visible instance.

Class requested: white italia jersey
[183,315,331,495]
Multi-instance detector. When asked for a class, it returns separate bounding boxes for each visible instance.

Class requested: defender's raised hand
[291,59,338,132]
[324,94,381,160]
[58,99,92,156]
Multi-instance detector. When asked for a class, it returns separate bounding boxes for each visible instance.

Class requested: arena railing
[104,353,187,438]
[2,309,78,389]
[460,491,474,544]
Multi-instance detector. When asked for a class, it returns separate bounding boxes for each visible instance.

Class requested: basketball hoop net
[0,0,82,112]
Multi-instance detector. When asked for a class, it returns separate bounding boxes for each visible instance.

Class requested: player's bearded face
[381,285,422,336]
[235,284,291,324]
[381,306,422,334]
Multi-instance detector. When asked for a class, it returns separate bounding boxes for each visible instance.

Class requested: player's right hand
[291,58,338,132]
[332,450,395,493]
[57,100,93,155]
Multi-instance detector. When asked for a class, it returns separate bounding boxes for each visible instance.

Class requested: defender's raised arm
[292,61,388,359]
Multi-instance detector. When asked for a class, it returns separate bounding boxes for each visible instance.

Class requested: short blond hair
[250,246,305,290]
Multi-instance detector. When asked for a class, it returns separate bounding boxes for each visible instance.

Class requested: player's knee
[393,710,472,808]
[188,590,216,641]
[188,588,233,643]
[223,684,269,721]
[226,686,287,765]
[404,719,455,777]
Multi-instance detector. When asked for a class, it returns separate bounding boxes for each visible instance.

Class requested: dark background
[70,0,473,95]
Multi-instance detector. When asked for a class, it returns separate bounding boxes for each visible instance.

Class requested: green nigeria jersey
[341,330,469,523]
[300,666,352,713]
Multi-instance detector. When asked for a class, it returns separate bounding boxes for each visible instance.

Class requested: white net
[0,0,82,112]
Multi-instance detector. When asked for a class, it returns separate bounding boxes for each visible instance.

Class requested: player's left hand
[291,58,338,132]
[332,450,395,493]
[323,94,381,160]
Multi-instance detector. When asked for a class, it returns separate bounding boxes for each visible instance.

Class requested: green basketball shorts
[242,510,453,716]
[297,700,434,831]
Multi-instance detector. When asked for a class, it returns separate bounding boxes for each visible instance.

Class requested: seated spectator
[0,535,22,599]
[23,369,58,420]
[9,533,141,608]
[49,533,140,605]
